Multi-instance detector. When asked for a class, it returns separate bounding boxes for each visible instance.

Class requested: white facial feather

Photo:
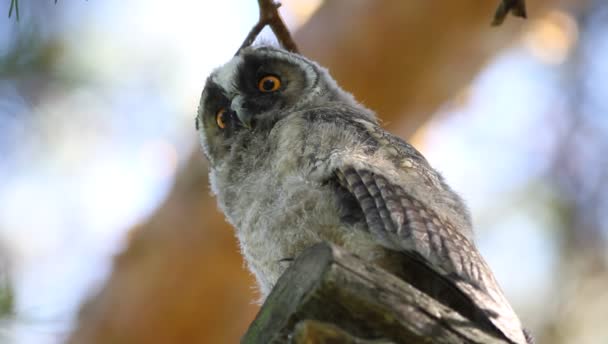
[210,55,242,94]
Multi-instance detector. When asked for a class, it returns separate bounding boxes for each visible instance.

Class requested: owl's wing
[336,167,477,280]
[334,165,527,344]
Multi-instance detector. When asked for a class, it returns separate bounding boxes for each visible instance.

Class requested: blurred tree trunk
[68,1,570,343]
[296,0,562,137]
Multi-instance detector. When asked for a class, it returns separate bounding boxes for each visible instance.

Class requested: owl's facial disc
[198,46,326,164]
[221,48,314,130]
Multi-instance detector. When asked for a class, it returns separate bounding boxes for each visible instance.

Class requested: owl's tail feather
[389,250,527,343]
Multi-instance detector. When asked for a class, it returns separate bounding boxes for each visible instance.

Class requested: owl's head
[196,45,358,166]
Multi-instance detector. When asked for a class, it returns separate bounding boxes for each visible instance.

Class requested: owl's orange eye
[258,75,281,92]
[216,108,227,129]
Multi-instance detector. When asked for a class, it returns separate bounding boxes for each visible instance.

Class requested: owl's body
[197,46,528,344]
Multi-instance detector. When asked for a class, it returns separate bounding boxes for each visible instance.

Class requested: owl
[196,45,528,344]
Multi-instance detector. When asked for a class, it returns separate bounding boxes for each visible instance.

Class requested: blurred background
[0,0,606,343]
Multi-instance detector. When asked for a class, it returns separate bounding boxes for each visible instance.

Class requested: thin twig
[236,0,299,55]
[492,0,527,26]
[9,0,62,20]
[8,0,19,20]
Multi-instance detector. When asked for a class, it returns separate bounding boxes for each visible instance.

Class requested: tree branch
[236,0,299,55]
[493,0,527,26]
[8,0,19,20]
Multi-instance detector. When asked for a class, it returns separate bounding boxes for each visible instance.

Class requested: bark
[243,243,510,344]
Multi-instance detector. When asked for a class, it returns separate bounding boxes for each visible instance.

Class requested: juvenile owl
[196,46,528,344]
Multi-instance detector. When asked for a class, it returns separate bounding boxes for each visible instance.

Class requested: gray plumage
[196,45,528,344]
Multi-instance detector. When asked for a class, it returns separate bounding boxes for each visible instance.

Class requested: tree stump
[242,243,510,344]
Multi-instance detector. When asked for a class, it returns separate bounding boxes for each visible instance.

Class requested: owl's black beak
[232,95,252,129]
[236,110,253,129]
